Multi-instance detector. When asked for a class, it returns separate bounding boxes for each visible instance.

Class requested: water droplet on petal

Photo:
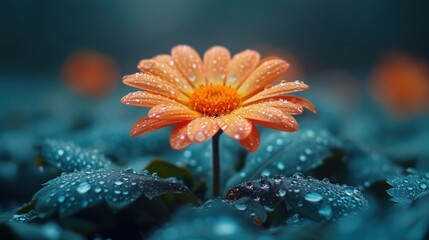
[195,132,206,142]
[227,75,236,82]
[189,74,196,81]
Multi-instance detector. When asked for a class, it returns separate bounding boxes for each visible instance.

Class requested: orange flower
[371,52,429,117]
[121,45,315,152]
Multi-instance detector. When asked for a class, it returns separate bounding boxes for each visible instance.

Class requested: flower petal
[234,104,298,131]
[122,73,188,102]
[243,81,309,104]
[243,99,304,115]
[238,124,260,152]
[172,45,205,87]
[152,54,173,66]
[138,59,193,94]
[130,116,178,137]
[149,104,201,120]
[238,59,289,98]
[170,121,192,150]
[187,117,219,143]
[282,96,317,114]
[226,50,260,88]
[121,91,176,108]
[204,46,230,85]
[217,114,252,140]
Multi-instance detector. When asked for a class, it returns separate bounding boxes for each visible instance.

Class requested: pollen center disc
[189,84,242,116]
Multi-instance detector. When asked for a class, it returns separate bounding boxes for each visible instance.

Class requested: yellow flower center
[189,84,241,116]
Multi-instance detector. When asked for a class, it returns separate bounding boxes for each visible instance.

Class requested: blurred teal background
[1,0,428,75]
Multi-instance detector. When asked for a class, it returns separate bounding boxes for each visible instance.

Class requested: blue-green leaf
[38,140,115,172]
[32,168,192,217]
[226,173,368,221]
[227,129,341,189]
[387,172,429,206]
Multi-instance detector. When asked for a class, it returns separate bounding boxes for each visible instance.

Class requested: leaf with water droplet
[37,140,115,173]
[31,168,193,217]
[387,171,429,206]
[227,129,341,189]
[226,174,368,221]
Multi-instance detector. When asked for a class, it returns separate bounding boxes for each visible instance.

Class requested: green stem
[212,131,222,197]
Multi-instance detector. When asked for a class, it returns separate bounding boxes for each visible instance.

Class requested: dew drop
[304,192,323,202]
[114,180,123,186]
[57,195,66,203]
[234,199,248,211]
[277,189,286,197]
[261,169,270,177]
[276,162,285,170]
[299,155,307,162]
[189,74,196,81]
[184,150,192,158]
[76,182,91,194]
[344,187,354,196]
[420,183,427,189]
[195,132,206,142]
[304,148,313,155]
[57,149,64,156]
[318,205,332,219]
[94,187,102,193]
[227,75,236,82]
[292,172,305,179]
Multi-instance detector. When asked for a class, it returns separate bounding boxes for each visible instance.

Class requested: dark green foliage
[32,169,192,217]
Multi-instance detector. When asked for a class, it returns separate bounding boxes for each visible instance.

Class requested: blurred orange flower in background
[371,52,429,117]
[62,50,119,97]
[121,45,315,152]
